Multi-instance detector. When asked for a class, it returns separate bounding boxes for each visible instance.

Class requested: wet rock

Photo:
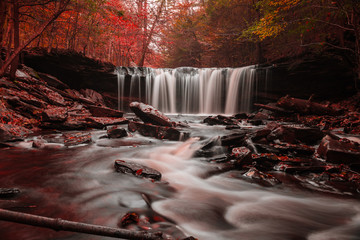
[0,188,20,198]
[243,168,281,187]
[274,161,326,174]
[87,105,123,118]
[107,126,128,138]
[129,102,173,127]
[114,160,162,181]
[119,212,140,227]
[204,115,238,126]
[128,121,189,141]
[231,147,252,166]
[63,132,92,146]
[233,113,249,119]
[85,117,128,127]
[42,107,68,122]
[317,135,360,165]
[40,117,93,130]
[221,132,247,147]
[0,123,32,142]
[225,125,241,130]
[267,124,324,145]
[248,119,264,126]
[250,128,271,143]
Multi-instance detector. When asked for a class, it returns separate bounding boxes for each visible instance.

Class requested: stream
[1,115,360,240]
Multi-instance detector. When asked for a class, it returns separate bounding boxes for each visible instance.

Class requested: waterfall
[116,65,263,114]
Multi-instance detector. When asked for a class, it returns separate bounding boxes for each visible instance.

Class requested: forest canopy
[0,0,359,81]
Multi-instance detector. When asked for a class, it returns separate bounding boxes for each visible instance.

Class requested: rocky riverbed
[1,65,360,239]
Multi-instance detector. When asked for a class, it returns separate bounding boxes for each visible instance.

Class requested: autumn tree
[244,0,360,88]
[0,0,71,78]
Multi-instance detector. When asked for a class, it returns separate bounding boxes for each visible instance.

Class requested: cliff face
[23,49,118,93]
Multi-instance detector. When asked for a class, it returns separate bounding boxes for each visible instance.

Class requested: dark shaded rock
[63,132,92,146]
[231,147,252,166]
[107,126,128,138]
[252,111,269,120]
[128,121,189,141]
[119,212,140,227]
[234,113,249,119]
[0,188,20,198]
[251,128,271,143]
[0,123,32,142]
[204,115,239,126]
[80,89,105,105]
[243,168,281,187]
[114,160,162,181]
[268,124,324,145]
[225,125,241,130]
[129,102,173,127]
[85,117,128,127]
[38,72,70,90]
[87,105,123,118]
[221,132,247,147]
[248,119,264,126]
[42,107,68,122]
[317,135,360,165]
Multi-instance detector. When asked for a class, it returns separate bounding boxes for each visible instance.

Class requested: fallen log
[276,95,341,116]
[0,208,162,240]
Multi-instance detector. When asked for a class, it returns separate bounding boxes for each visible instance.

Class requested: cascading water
[116,66,262,114]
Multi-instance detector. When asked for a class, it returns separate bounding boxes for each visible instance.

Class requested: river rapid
[1,115,360,240]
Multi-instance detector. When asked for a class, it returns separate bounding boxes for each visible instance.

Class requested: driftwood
[276,95,341,116]
[0,208,162,240]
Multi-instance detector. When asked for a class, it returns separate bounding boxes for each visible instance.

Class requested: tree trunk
[0,0,70,77]
[0,209,162,240]
[353,7,360,90]
[137,0,165,67]
[9,0,19,80]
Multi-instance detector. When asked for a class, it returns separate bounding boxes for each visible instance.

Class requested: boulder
[114,160,162,181]
[87,105,123,118]
[63,132,92,146]
[37,85,67,106]
[107,126,128,138]
[128,121,189,141]
[129,102,173,127]
[317,135,360,165]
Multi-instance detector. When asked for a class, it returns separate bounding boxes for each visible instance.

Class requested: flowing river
[1,115,360,240]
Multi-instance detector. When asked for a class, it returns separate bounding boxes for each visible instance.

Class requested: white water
[121,136,360,240]
[116,66,259,114]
